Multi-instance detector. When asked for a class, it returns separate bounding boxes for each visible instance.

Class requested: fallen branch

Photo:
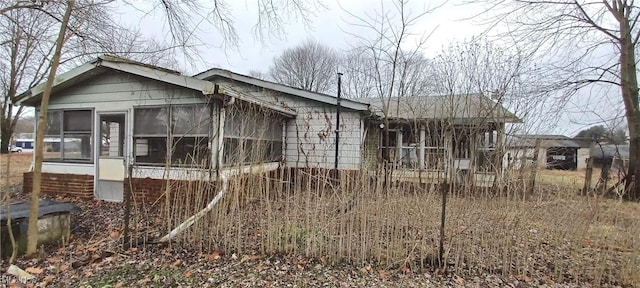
[158,174,228,243]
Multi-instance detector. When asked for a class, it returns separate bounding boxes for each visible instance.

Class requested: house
[506,135,583,170]
[17,55,521,201]
[356,95,521,186]
[17,55,370,202]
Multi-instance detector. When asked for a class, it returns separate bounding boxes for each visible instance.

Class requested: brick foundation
[23,172,94,200]
[124,177,218,205]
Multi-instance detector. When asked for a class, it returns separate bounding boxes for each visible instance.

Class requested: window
[133,105,211,166]
[100,114,126,157]
[476,149,496,172]
[44,110,93,162]
[223,104,284,166]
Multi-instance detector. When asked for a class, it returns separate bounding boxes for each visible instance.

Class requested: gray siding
[213,78,364,170]
[48,71,205,110]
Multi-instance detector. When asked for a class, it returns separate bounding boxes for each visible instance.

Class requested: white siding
[577,147,590,169]
[213,79,364,170]
[42,162,93,175]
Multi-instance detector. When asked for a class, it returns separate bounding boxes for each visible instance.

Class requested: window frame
[133,104,213,167]
[222,105,285,167]
[42,108,95,163]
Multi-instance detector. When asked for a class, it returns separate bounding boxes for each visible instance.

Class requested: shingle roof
[354,94,521,123]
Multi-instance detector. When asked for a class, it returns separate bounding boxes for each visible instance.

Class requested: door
[96,113,127,201]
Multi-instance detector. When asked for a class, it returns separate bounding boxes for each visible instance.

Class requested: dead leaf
[183,271,192,278]
[172,259,182,267]
[455,275,465,285]
[378,269,392,279]
[240,254,261,263]
[24,267,43,275]
[206,250,221,261]
[110,230,121,240]
[47,256,62,263]
[516,274,532,283]
[40,275,56,286]
[400,264,411,274]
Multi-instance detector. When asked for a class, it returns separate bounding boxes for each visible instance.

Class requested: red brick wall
[124,177,218,205]
[23,172,94,200]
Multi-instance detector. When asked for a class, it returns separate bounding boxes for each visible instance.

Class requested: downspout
[334,73,343,172]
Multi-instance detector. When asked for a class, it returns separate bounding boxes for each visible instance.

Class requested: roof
[507,134,582,148]
[194,68,370,112]
[214,83,296,117]
[353,94,521,123]
[15,55,296,117]
[16,55,217,106]
[593,144,629,159]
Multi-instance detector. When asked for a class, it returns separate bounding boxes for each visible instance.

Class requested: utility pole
[334,72,343,176]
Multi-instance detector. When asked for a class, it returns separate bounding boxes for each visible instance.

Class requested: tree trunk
[617,10,640,201]
[0,126,11,154]
[26,0,74,256]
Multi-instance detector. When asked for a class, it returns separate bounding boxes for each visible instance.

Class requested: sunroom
[18,55,295,202]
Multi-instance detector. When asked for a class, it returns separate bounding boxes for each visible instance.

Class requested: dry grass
[150,167,640,286]
[1,152,32,187]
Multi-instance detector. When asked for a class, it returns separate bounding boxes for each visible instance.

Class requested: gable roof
[15,56,296,117]
[194,68,370,111]
[17,55,217,106]
[354,94,521,123]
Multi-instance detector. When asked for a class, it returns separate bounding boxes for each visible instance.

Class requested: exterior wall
[123,177,220,205]
[577,147,590,169]
[23,172,94,200]
[211,78,364,170]
[505,147,547,169]
[39,70,217,170]
[47,71,205,109]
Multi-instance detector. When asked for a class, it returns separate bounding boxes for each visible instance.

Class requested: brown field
[0,152,32,189]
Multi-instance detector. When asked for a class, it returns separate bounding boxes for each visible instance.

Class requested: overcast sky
[118,0,484,74]
[113,0,624,137]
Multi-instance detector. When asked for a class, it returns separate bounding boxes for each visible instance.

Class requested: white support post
[419,126,426,170]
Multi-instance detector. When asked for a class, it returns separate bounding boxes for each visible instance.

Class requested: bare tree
[269,39,339,93]
[0,7,57,154]
[0,2,178,155]
[339,49,377,98]
[478,0,640,200]
[343,0,439,162]
[27,0,75,256]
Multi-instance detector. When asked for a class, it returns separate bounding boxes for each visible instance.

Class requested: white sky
[111,0,624,137]
[118,0,484,74]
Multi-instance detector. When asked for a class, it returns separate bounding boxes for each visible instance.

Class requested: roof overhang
[208,83,297,118]
[194,68,370,112]
[16,55,216,107]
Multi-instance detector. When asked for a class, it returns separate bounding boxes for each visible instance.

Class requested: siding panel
[213,78,364,170]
